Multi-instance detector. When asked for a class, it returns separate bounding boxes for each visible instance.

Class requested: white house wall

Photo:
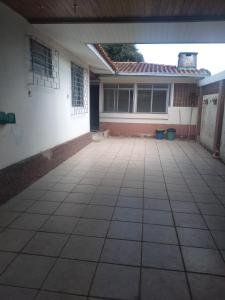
[99,77,199,128]
[0,4,90,169]
[221,103,225,162]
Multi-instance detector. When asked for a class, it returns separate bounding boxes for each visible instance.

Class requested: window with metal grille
[137,84,170,113]
[30,39,53,77]
[103,84,133,112]
[71,63,84,107]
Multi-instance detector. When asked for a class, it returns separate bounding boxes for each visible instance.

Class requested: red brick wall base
[0,133,92,204]
[100,122,196,138]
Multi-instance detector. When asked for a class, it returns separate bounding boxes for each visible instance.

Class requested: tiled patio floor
[0,137,225,300]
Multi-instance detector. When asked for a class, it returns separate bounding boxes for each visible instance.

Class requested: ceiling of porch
[2,0,225,23]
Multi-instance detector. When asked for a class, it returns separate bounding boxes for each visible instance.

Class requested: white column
[99,81,104,113]
[133,83,137,113]
[170,83,174,107]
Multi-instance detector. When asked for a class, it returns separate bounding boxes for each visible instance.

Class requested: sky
[136,44,225,75]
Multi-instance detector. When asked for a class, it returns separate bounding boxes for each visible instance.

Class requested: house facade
[96,48,210,138]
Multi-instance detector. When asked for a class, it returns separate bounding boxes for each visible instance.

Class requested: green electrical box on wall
[0,112,16,124]
[7,113,16,124]
[0,112,7,124]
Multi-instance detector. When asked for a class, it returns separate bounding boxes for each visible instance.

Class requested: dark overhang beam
[29,15,225,24]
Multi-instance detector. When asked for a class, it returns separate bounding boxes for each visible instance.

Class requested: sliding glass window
[103,84,134,113]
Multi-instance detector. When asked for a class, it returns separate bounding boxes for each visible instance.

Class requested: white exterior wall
[99,76,199,125]
[220,103,225,162]
[0,4,90,169]
[200,94,219,152]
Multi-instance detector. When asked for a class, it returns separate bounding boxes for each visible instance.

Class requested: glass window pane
[152,90,167,113]
[104,89,115,112]
[118,90,129,112]
[137,90,151,112]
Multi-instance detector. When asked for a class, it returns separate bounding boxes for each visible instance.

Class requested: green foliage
[102,44,144,62]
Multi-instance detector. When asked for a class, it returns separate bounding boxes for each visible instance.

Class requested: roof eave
[87,44,115,74]
[116,72,208,78]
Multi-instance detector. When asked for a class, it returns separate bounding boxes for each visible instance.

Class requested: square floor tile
[16,190,45,200]
[72,184,97,194]
[36,291,85,300]
[0,228,34,251]
[211,230,225,249]
[41,191,68,202]
[0,286,37,300]
[108,221,142,241]
[90,194,117,206]
[0,211,20,227]
[90,263,139,300]
[198,203,225,216]
[120,187,143,198]
[174,212,207,229]
[144,198,170,211]
[43,259,96,295]
[142,242,184,270]
[23,232,68,257]
[144,210,174,226]
[122,180,143,188]
[54,203,86,217]
[26,201,59,215]
[144,189,168,200]
[0,199,35,212]
[61,235,104,261]
[96,186,120,196]
[0,254,55,288]
[9,213,49,231]
[177,227,216,248]
[171,201,199,213]
[168,191,194,202]
[101,239,141,266]
[188,273,225,300]
[117,196,143,209]
[0,252,16,273]
[83,205,114,220]
[192,193,220,204]
[41,216,78,234]
[65,192,93,204]
[182,246,225,275]
[113,207,142,222]
[49,183,75,192]
[143,224,178,244]
[141,268,191,300]
[73,218,109,237]
[204,215,225,230]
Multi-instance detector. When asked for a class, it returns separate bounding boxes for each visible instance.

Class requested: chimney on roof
[178,52,198,69]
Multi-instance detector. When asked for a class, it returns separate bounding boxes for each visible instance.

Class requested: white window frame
[137,84,170,114]
[103,84,134,113]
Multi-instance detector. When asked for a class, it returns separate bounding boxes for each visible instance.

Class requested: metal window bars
[28,36,60,89]
[71,63,88,114]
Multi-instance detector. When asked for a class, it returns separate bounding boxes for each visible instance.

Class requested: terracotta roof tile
[93,44,210,77]
[114,62,210,76]
[94,44,117,71]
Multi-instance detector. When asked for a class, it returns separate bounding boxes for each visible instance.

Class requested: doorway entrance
[90,84,99,131]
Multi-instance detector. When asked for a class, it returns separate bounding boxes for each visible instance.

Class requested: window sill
[100,112,169,120]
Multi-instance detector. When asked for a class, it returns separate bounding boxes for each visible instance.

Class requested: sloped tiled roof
[94,44,210,77]
[94,44,117,71]
[114,62,210,76]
